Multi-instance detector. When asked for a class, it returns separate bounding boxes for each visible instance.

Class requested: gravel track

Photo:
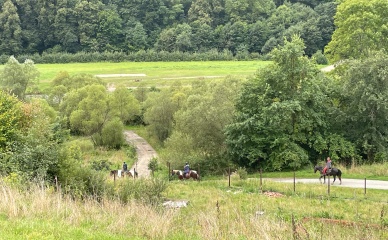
[124,130,157,178]
[268,178,388,190]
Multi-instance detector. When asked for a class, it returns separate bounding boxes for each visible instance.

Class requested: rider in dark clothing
[184,162,190,177]
[123,162,128,172]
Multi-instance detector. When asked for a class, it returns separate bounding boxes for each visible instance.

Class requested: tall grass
[1,178,386,239]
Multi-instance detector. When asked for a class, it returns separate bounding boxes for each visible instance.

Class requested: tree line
[0,0,335,58]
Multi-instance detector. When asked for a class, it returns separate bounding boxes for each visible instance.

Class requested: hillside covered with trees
[0,0,336,58]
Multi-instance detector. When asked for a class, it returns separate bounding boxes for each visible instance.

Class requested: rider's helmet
[186,162,188,165]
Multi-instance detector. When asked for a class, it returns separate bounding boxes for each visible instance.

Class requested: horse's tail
[337,169,342,177]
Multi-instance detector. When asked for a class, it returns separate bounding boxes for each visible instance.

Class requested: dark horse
[314,166,342,185]
[171,170,200,181]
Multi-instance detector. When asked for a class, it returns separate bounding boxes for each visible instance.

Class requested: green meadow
[32,61,272,90]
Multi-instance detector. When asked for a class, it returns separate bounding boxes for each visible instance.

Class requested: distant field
[0,60,330,91]
[32,61,272,90]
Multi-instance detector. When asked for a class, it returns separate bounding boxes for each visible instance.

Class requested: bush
[236,167,248,180]
[61,168,107,200]
[148,157,159,176]
[100,118,125,149]
[116,178,168,206]
[90,159,112,171]
[312,50,328,65]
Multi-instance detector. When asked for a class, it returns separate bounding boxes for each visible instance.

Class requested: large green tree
[325,0,388,62]
[111,85,141,124]
[0,97,62,180]
[54,0,79,52]
[225,35,338,170]
[339,53,388,162]
[0,56,39,100]
[0,91,22,151]
[143,89,177,142]
[75,0,103,51]
[163,78,241,173]
[0,0,22,55]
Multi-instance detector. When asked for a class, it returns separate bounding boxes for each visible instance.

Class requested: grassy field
[31,61,272,90]
[0,135,387,239]
[0,60,330,91]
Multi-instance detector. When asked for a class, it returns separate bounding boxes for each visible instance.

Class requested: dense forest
[0,0,335,57]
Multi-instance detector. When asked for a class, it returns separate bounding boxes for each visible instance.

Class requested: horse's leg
[339,175,342,185]
[332,175,336,185]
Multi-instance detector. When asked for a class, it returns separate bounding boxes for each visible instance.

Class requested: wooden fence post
[228,167,231,187]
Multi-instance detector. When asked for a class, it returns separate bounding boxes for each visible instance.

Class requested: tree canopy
[0,0,337,57]
[325,0,388,62]
[225,35,352,170]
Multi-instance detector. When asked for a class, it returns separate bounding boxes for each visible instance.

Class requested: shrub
[312,50,328,64]
[116,178,168,206]
[236,167,248,180]
[100,118,125,149]
[148,157,159,176]
[90,159,112,171]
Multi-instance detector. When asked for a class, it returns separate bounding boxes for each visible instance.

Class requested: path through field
[269,178,388,190]
[124,130,156,178]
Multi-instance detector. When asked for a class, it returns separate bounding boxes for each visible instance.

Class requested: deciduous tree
[0,0,22,55]
[225,35,336,170]
[325,0,388,62]
[340,53,388,162]
[0,56,39,100]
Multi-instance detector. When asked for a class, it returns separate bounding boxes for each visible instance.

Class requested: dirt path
[124,130,157,178]
[320,65,335,72]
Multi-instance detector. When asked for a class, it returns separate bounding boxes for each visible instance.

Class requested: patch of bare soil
[320,65,335,72]
[124,130,157,178]
[263,191,284,197]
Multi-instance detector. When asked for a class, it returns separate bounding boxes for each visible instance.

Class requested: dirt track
[124,130,156,178]
[268,178,388,190]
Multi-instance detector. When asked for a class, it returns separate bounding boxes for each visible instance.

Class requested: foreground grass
[1,177,386,240]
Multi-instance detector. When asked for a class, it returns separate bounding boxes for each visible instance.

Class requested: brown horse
[126,169,138,178]
[171,170,200,181]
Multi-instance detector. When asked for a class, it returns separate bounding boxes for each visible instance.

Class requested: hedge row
[0,50,266,64]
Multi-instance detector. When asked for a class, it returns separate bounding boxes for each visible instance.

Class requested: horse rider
[123,162,128,172]
[184,162,190,178]
[323,157,332,175]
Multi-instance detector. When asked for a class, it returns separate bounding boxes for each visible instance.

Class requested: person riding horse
[123,162,128,172]
[323,157,332,175]
[184,162,190,178]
